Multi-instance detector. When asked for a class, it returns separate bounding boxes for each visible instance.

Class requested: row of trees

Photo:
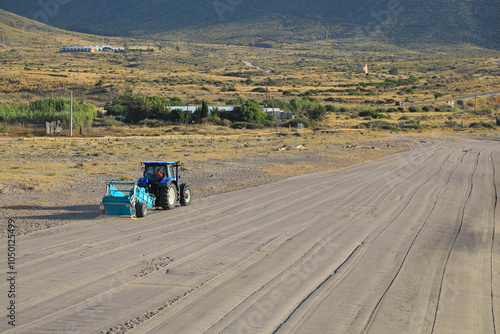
[104,93,329,125]
[105,94,278,125]
[0,98,96,128]
[0,93,335,130]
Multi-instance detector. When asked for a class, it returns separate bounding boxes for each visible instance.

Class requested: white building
[168,106,235,113]
[60,45,124,53]
[61,46,95,52]
[262,108,293,120]
[169,105,293,120]
[91,45,125,52]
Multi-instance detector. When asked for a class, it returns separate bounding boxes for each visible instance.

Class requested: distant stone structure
[46,120,63,134]
[357,64,369,74]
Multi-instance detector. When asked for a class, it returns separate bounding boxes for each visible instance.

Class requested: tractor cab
[144,164,173,182]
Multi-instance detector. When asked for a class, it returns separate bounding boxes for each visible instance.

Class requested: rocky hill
[0,0,498,49]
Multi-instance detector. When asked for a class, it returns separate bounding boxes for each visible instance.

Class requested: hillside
[0,0,499,49]
[0,9,114,49]
[0,8,499,113]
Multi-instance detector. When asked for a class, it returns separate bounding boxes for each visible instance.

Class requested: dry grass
[1,31,499,107]
[0,129,408,193]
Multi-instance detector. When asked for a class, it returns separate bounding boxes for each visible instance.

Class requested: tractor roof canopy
[142,161,177,165]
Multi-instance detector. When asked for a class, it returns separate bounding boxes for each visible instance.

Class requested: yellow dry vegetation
[0,130,408,193]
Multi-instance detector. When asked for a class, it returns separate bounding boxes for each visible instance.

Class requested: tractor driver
[145,165,165,181]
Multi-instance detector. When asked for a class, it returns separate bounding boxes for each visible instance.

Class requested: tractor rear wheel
[180,183,192,206]
[136,202,148,218]
[160,183,177,210]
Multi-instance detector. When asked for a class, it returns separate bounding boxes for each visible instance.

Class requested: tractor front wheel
[180,183,192,206]
[161,183,177,210]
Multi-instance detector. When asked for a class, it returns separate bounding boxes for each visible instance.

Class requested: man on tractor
[138,161,191,210]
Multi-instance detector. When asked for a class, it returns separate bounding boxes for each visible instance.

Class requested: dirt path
[0,137,498,333]
[242,61,273,73]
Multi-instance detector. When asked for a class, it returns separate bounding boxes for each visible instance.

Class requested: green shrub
[139,119,165,127]
[355,121,396,130]
[473,108,493,116]
[359,110,378,118]
[401,122,426,130]
[359,110,387,119]
[231,122,265,129]
[93,118,126,127]
[469,121,495,129]
[251,87,267,93]
[325,104,335,112]
[286,117,312,128]
[202,115,222,125]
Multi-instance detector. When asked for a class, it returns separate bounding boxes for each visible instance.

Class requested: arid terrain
[0,131,499,333]
[1,130,406,235]
[0,4,499,333]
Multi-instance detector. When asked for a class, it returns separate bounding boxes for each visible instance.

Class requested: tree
[200,100,209,119]
[169,97,183,106]
[16,98,97,128]
[104,93,150,123]
[288,98,318,115]
[105,93,170,123]
[231,100,268,124]
[308,104,327,121]
[170,108,187,123]
[192,100,210,123]
[150,101,170,121]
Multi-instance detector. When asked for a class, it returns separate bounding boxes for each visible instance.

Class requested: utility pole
[265,79,270,108]
[474,89,477,114]
[69,90,73,137]
[185,91,189,131]
[266,78,277,130]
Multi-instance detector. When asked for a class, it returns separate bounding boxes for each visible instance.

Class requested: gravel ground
[1,134,411,236]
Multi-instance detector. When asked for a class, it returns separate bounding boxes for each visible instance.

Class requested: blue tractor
[137,161,192,210]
